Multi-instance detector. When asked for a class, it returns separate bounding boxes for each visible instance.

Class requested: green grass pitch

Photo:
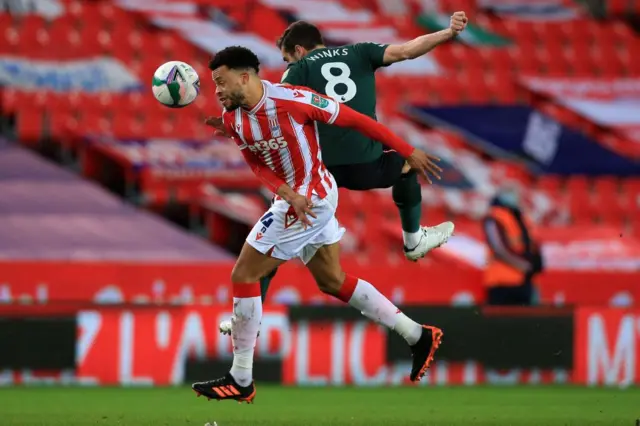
[0,385,638,425]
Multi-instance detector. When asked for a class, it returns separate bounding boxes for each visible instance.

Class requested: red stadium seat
[592,45,625,77]
[593,177,624,224]
[509,45,539,75]
[0,88,19,115]
[565,42,596,77]
[481,48,514,74]
[536,175,563,195]
[622,179,640,211]
[16,108,44,145]
[50,109,75,139]
[566,175,590,194]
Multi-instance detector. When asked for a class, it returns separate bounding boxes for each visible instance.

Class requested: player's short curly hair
[276,21,324,54]
[208,46,260,73]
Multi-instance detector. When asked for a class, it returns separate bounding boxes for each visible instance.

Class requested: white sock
[403,230,422,250]
[229,294,262,387]
[347,278,422,345]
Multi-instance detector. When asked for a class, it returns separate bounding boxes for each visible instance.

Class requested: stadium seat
[592,45,625,77]
[0,88,19,115]
[593,177,625,224]
[16,108,44,145]
[622,179,640,211]
[536,175,563,195]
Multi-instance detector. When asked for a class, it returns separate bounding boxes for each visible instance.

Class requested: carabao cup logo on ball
[152,61,200,108]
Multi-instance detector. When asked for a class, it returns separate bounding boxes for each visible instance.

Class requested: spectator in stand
[482,185,544,305]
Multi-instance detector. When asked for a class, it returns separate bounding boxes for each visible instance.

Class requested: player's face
[212,66,248,110]
[281,46,306,63]
[281,48,296,64]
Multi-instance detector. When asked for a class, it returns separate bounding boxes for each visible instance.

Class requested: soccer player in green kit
[216,12,468,336]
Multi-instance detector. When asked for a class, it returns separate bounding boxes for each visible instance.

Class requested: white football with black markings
[152,61,200,108]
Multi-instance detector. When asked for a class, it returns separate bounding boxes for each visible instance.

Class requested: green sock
[260,267,278,302]
[392,171,422,243]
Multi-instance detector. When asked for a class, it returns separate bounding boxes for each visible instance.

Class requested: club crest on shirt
[311,94,329,109]
[284,205,299,229]
[268,115,281,137]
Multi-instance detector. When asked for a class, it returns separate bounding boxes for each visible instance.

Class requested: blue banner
[0,56,143,93]
[408,105,639,176]
[85,136,247,172]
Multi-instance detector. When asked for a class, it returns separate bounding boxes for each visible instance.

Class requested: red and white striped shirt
[222,81,414,199]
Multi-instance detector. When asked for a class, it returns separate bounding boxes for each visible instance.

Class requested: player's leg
[260,268,277,300]
[219,267,277,336]
[305,241,443,382]
[327,152,454,261]
[382,152,454,261]
[392,164,423,247]
[228,244,284,383]
[219,197,282,337]
[194,204,290,403]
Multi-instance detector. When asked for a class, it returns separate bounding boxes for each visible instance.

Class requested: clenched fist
[450,11,468,36]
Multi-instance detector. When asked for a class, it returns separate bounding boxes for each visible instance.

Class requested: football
[152,61,200,108]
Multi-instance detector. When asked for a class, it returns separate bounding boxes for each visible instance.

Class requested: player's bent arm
[383,29,454,64]
[274,184,299,203]
[222,113,287,193]
[238,147,287,194]
[240,148,299,203]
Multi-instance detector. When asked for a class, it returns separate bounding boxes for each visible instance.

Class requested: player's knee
[316,269,346,296]
[230,263,260,284]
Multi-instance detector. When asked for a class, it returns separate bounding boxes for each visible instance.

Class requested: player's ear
[294,45,305,59]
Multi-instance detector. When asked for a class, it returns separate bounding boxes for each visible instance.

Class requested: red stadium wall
[1,261,639,306]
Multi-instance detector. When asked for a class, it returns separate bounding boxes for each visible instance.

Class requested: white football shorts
[246,183,345,264]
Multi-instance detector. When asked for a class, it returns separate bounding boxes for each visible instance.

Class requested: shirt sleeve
[221,112,236,141]
[355,42,390,70]
[285,87,341,125]
[239,148,286,193]
[281,62,304,85]
[284,87,414,158]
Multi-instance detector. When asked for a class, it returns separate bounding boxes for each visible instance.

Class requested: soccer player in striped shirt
[216,16,467,336]
[191,46,443,403]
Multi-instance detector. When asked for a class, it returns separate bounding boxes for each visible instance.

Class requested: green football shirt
[281,43,389,167]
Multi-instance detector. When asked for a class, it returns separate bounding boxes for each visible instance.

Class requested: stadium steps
[0,138,233,262]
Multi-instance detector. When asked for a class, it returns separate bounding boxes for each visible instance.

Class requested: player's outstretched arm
[382,11,468,65]
[285,87,442,182]
[330,104,442,183]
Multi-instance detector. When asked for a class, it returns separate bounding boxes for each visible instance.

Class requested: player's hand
[407,149,442,184]
[289,193,317,228]
[450,11,468,36]
[204,116,229,137]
